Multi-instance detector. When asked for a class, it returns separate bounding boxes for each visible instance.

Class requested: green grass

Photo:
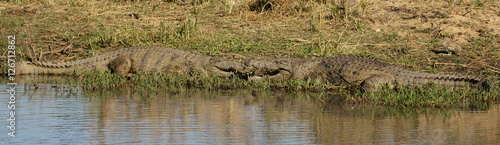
[74,71,335,93]
[42,70,497,109]
[346,83,499,109]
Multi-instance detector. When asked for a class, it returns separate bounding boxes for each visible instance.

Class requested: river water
[1,76,499,144]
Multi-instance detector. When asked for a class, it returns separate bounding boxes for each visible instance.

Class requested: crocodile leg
[360,74,397,92]
[109,55,132,75]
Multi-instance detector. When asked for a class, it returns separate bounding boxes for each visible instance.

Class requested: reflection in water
[1,77,499,144]
[89,89,321,144]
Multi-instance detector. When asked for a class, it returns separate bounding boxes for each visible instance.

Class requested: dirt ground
[0,0,499,80]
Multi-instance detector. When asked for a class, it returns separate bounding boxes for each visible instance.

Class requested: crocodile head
[203,58,293,80]
[205,58,246,78]
[242,59,293,81]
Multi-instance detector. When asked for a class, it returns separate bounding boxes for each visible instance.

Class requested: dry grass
[0,0,499,80]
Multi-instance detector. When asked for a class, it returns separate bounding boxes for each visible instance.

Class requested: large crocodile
[242,56,490,92]
[15,47,244,77]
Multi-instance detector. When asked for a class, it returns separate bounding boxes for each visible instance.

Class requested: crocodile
[15,47,244,77]
[242,56,490,92]
[15,47,490,92]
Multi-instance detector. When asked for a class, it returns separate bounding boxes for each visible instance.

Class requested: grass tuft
[346,83,499,109]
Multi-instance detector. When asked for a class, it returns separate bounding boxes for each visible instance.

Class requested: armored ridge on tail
[15,47,244,77]
[319,56,489,92]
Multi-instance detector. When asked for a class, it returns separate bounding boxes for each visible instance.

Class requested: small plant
[357,22,365,31]
[310,15,320,32]
[445,0,455,14]
[473,0,484,8]
[223,0,235,15]
[177,17,198,40]
[330,6,341,21]
[376,32,399,42]
[359,0,368,17]
[329,0,365,23]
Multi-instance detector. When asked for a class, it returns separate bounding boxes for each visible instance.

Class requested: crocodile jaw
[243,59,293,81]
[206,59,246,78]
[247,69,292,81]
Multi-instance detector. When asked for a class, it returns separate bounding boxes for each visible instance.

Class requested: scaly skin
[243,56,490,92]
[15,47,490,92]
[15,47,244,77]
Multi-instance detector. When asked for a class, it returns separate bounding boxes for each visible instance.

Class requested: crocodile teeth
[248,76,263,80]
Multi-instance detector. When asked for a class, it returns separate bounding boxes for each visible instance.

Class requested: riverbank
[1,0,499,108]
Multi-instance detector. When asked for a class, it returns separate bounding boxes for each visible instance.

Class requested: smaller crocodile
[243,56,490,92]
[15,47,244,77]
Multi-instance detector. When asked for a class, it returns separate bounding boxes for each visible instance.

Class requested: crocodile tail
[15,61,74,75]
[15,61,30,75]
[16,60,108,75]
[399,71,489,90]
[30,61,74,68]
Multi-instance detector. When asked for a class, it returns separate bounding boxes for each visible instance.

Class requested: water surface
[1,77,499,144]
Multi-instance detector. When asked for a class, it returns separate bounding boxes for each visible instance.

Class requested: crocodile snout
[242,59,292,81]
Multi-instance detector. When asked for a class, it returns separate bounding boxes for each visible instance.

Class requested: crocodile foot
[360,74,397,92]
[109,55,132,75]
